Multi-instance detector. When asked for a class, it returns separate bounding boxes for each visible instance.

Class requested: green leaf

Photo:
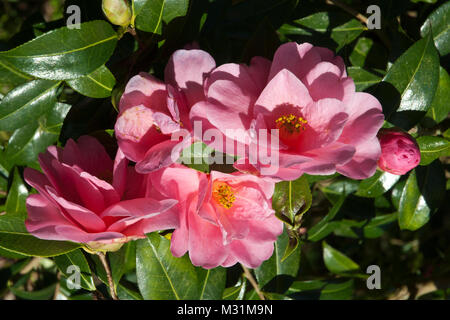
[420,1,450,56]
[288,279,354,300]
[0,56,32,90]
[136,233,224,300]
[0,21,118,80]
[178,142,211,173]
[279,11,366,51]
[322,241,360,274]
[332,213,398,239]
[10,284,56,300]
[308,194,346,242]
[391,179,406,210]
[223,276,247,300]
[255,228,301,294]
[272,176,311,226]
[54,249,96,291]
[347,67,382,92]
[0,79,61,132]
[134,0,189,35]
[377,31,440,130]
[398,161,445,231]
[197,267,227,300]
[108,242,136,291]
[417,136,450,165]
[0,216,80,257]
[67,65,116,98]
[423,67,450,126]
[4,103,71,166]
[5,168,28,218]
[356,170,401,198]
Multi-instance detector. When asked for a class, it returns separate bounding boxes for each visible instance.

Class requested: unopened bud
[102,0,132,27]
[377,128,421,175]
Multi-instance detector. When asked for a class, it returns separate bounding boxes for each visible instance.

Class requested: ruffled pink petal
[229,237,275,269]
[187,209,229,269]
[165,49,216,106]
[119,73,167,113]
[298,99,348,151]
[254,69,313,114]
[247,56,271,92]
[25,194,75,241]
[62,136,113,178]
[337,136,381,179]
[206,63,260,114]
[115,105,168,162]
[303,61,347,101]
[119,206,179,237]
[268,42,321,81]
[46,186,106,233]
[135,137,190,174]
[113,148,128,199]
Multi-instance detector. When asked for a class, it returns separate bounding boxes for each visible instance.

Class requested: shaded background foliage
[0,0,449,300]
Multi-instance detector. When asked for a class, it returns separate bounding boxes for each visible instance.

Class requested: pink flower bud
[377,128,421,175]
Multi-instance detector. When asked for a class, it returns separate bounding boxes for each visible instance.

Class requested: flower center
[212,181,236,209]
[275,114,307,144]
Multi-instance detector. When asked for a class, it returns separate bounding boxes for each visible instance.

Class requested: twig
[326,0,368,25]
[325,0,391,49]
[241,264,265,300]
[97,252,118,300]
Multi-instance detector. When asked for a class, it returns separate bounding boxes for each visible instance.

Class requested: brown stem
[97,252,118,300]
[325,0,391,49]
[241,264,265,300]
[326,0,368,24]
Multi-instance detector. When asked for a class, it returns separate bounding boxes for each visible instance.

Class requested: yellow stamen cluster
[212,182,236,209]
[275,114,307,133]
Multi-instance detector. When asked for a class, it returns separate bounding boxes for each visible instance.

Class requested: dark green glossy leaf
[347,67,382,92]
[134,0,189,34]
[417,136,450,165]
[279,11,366,51]
[10,283,56,300]
[322,241,360,274]
[255,228,301,294]
[223,276,246,300]
[0,79,60,132]
[0,216,80,257]
[4,103,70,166]
[0,56,32,91]
[423,67,450,126]
[377,31,440,129]
[420,1,449,56]
[272,176,311,225]
[67,65,116,98]
[0,21,118,80]
[197,267,226,300]
[307,194,345,242]
[391,179,406,210]
[136,233,224,300]
[288,279,354,300]
[356,170,401,198]
[398,161,445,231]
[5,168,28,218]
[332,213,397,239]
[54,249,96,291]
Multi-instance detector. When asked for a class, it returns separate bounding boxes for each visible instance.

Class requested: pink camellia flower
[115,49,216,173]
[377,128,421,175]
[24,136,178,252]
[149,165,283,269]
[191,42,385,180]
